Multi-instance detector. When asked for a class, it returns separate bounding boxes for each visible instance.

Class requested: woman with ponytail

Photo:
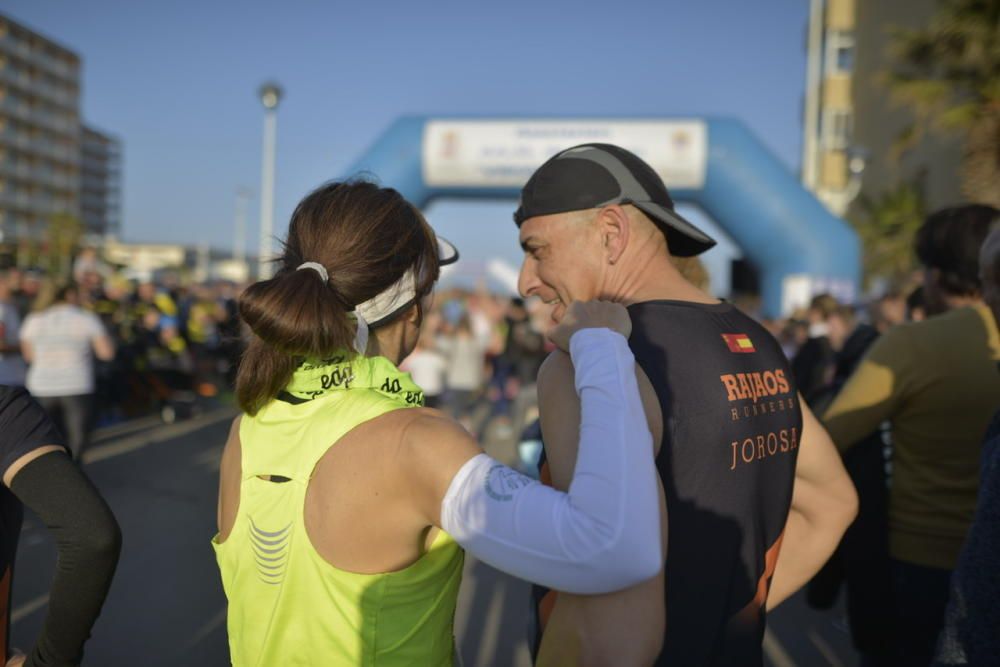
[213,181,662,665]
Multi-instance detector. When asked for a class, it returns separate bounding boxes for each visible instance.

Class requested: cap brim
[631,201,717,257]
[437,236,459,266]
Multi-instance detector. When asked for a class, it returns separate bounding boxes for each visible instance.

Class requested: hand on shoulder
[548,301,631,351]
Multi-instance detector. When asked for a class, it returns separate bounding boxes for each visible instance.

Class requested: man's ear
[405,302,421,325]
[596,205,630,265]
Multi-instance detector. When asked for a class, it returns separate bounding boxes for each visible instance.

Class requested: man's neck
[604,249,719,307]
[944,295,984,311]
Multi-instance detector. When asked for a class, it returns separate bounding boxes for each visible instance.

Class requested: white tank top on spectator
[0,301,26,386]
[20,304,106,397]
[444,335,483,391]
[402,348,447,397]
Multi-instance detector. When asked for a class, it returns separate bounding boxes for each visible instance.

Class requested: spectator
[19,282,115,460]
[823,204,1000,666]
[11,270,41,322]
[933,224,1000,666]
[440,314,484,425]
[824,302,880,401]
[503,298,547,437]
[401,325,448,409]
[871,291,908,334]
[792,293,838,404]
[805,299,891,662]
[71,247,108,285]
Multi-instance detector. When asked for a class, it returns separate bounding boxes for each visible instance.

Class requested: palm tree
[887,0,1000,206]
[849,175,927,288]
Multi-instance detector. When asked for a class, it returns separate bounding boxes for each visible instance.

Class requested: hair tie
[296,262,329,282]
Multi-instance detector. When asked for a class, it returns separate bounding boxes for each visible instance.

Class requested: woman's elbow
[84,511,123,562]
[583,536,662,594]
[630,536,664,586]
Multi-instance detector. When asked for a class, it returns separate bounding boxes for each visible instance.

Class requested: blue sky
[7,0,810,291]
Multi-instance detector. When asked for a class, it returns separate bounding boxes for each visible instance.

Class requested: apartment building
[801,0,962,216]
[0,14,81,249]
[81,124,122,239]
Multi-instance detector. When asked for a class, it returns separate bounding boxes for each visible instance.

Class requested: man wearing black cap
[516,144,857,666]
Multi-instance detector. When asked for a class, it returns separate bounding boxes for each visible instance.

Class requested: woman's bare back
[217,407,446,574]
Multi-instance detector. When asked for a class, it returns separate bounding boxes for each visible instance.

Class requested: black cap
[513,143,716,257]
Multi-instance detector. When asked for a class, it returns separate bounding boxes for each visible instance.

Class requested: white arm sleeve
[440,328,661,594]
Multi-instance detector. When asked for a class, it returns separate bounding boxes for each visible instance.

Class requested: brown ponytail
[235,181,440,415]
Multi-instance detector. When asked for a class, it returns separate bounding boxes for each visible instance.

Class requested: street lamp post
[234,187,252,266]
[257,82,283,280]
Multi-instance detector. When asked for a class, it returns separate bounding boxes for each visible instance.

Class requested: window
[825,31,855,76]
[823,109,852,150]
[836,43,853,71]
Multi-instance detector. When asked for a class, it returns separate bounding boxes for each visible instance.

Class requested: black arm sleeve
[10,452,121,667]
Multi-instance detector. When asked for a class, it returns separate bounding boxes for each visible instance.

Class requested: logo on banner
[722,333,756,353]
[440,131,459,159]
[672,129,691,151]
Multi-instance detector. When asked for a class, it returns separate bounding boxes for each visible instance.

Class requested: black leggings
[36,394,93,460]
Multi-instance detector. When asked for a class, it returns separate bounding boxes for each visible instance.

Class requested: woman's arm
[8,451,122,667]
[407,302,662,594]
[91,334,115,363]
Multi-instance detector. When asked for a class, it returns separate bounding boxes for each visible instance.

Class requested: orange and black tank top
[533,300,802,666]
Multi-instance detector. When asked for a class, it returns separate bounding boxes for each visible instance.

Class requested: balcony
[0,37,79,86]
[0,136,79,167]
[1,103,80,141]
[0,35,32,61]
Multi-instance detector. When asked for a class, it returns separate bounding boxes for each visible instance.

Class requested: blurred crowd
[0,251,243,457]
[400,288,554,443]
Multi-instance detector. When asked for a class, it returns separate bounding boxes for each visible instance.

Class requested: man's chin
[550,303,566,323]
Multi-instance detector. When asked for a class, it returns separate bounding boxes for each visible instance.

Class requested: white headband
[294,235,455,355]
[354,267,418,329]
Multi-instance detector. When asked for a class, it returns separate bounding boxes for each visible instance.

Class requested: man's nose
[517,261,538,298]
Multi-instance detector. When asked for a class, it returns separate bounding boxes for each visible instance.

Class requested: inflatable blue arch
[344,116,860,318]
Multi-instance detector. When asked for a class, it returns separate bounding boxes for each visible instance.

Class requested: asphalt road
[10,410,858,666]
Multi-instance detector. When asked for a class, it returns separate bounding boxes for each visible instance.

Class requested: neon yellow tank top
[213,352,464,666]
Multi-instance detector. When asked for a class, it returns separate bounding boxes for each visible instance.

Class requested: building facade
[801,0,962,217]
[0,14,81,251]
[801,0,860,216]
[81,124,122,239]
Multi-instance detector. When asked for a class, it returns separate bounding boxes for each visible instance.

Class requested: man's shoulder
[629,300,785,358]
[912,304,988,334]
[875,306,986,356]
[537,350,575,398]
[538,348,572,375]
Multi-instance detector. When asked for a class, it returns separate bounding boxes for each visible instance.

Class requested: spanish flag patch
[722,333,756,353]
